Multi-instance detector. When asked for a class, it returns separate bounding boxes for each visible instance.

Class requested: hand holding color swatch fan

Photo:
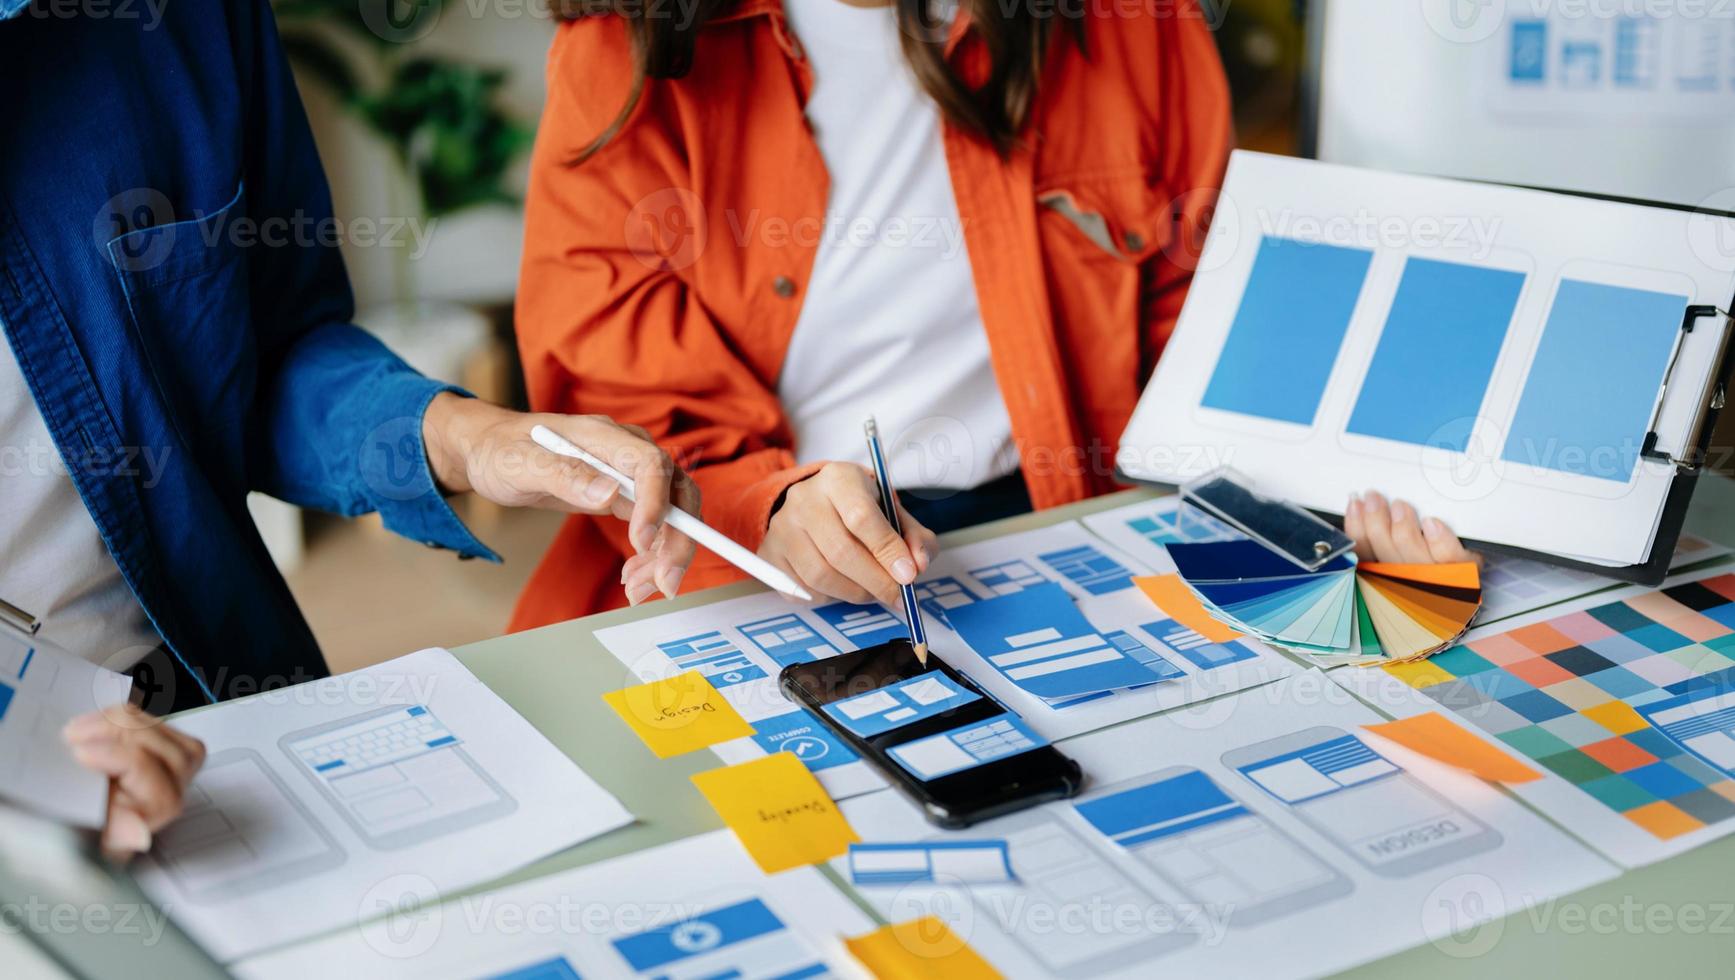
[1167,540,1481,666]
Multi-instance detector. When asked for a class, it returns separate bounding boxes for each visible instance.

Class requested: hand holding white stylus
[530,425,813,602]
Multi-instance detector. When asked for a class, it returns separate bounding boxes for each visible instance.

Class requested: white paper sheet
[837,671,1618,978]
[0,632,133,827]
[1332,562,1735,869]
[233,830,871,980]
[133,648,633,962]
[1118,151,1735,567]
[1080,496,1730,625]
[597,523,1298,760]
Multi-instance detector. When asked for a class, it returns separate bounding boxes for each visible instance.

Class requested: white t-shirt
[0,325,160,668]
[776,0,1018,490]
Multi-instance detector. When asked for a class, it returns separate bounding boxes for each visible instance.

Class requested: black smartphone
[779,638,1083,828]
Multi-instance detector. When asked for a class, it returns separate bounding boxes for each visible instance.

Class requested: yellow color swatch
[690,753,859,873]
[1133,574,1243,643]
[1364,712,1540,783]
[845,917,1002,980]
[602,671,755,759]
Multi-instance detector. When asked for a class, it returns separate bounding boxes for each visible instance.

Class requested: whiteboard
[1315,0,1735,210]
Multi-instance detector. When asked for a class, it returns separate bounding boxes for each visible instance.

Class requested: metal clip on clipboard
[1640,305,1735,471]
[1180,468,1354,572]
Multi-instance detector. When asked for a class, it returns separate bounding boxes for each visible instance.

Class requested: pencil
[863,418,930,665]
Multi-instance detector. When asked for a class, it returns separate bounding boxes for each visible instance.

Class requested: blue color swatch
[1074,768,1250,847]
[0,680,12,723]
[1200,236,1373,425]
[1502,279,1686,481]
[1347,257,1526,450]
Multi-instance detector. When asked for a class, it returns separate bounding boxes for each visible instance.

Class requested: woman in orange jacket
[511,0,1473,629]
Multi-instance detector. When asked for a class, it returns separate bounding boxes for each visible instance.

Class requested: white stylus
[529,424,813,602]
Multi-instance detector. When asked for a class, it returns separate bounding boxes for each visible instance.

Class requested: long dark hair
[559,0,1085,160]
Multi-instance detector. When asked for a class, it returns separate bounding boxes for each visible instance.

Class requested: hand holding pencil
[756,441,937,616]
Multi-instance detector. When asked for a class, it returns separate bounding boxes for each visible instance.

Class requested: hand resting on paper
[1345,491,1478,565]
[63,704,207,863]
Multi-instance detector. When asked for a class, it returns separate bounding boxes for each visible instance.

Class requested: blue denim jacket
[0,0,497,705]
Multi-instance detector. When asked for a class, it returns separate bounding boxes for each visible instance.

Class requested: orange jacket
[510,1,1233,630]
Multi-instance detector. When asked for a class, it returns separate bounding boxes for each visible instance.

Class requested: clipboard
[1114,155,1735,585]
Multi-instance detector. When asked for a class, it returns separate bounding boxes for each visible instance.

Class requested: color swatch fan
[1167,540,1481,665]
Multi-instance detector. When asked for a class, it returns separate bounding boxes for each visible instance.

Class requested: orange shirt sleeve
[1140,2,1234,359]
[517,21,821,562]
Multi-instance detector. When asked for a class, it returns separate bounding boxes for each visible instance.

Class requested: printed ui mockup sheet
[1118,151,1735,568]
[595,522,1297,795]
[0,633,133,827]
[837,671,1617,978]
[1081,495,1731,625]
[1335,563,1735,869]
[132,648,633,962]
[234,830,870,980]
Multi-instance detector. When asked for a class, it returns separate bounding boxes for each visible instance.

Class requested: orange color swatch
[1364,712,1540,783]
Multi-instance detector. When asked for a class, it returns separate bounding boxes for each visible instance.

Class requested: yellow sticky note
[845,917,1001,980]
[1364,712,1540,783]
[602,671,755,759]
[1133,574,1243,643]
[690,753,859,872]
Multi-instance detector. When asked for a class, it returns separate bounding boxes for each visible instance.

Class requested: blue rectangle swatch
[1347,257,1525,450]
[1074,769,1249,848]
[1502,279,1687,481]
[1200,236,1373,426]
[1509,20,1547,81]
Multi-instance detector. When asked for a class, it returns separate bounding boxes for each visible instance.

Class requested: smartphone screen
[1222,726,1501,877]
[779,639,1081,828]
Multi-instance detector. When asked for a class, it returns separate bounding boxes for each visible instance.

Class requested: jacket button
[1122,231,1145,251]
[772,275,797,298]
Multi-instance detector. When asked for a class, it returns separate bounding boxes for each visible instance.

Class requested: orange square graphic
[1579,737,1658,773]
[1625,801,1705,840]
[1504,656,1577,688]
[1469,633,1540,666]
[1507,622,1579,656]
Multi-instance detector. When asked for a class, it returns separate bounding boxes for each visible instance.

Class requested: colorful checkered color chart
[1382,570,1735,844]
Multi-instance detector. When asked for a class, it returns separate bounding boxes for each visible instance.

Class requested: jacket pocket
[107,182,256,463]
[1035,169,1170,265]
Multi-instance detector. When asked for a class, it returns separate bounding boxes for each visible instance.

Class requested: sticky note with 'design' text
[602,671,755,759]
[690,752,859,873]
